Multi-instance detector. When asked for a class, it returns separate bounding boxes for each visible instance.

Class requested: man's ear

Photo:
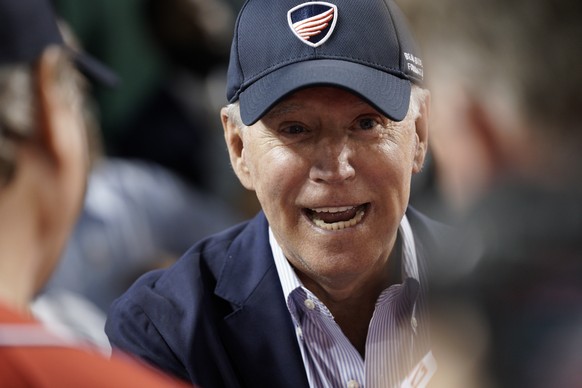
[412,91,430,173]
[221,107,254,190]
[34,45,80,168]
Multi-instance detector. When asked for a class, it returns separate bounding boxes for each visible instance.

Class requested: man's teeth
[313,206,354,213]
[311,206,365,231]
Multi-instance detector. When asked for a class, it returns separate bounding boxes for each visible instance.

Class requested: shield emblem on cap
[288,2,338,48]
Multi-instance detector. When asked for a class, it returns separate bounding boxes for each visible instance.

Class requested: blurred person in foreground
[0,0,189,386]
[397,0,582,387]
[106,0,451,387]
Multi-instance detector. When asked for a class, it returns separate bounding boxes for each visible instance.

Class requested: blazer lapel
[215,212,309,387]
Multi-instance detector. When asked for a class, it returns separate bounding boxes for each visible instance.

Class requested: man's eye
[281,124,307,135]
[358,117,377,130]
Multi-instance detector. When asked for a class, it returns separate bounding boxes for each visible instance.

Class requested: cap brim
[68,48,120,88]
[238,59,411,125]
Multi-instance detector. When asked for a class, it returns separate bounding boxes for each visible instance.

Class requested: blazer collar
[215,212,274,305]
[214,211,310,387]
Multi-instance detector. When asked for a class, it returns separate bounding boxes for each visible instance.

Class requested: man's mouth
[305,204,368,231]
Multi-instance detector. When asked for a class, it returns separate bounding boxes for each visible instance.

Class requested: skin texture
[223,86,429,352]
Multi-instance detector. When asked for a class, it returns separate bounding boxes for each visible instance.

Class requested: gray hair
[224,84,429,129]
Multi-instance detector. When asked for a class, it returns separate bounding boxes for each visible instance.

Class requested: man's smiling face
[227,86,427,289]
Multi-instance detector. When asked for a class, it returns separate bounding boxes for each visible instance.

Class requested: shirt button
[347,380,360,388]
[304,299,315,310]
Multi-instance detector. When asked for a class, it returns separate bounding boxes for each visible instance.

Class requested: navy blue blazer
[105,208,448,387]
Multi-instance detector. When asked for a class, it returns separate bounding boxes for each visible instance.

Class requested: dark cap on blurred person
[0,0,118,86]
[226,0,424,125]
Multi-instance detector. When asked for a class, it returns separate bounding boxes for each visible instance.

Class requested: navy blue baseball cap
[0,0,119,87]
[226,0,424,125]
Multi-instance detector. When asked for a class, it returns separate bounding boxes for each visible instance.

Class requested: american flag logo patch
[287,2,338,48]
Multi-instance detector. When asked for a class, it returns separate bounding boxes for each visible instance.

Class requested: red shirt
[0,303,190,387]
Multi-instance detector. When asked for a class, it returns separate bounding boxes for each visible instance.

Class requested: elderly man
[106,1,448,387]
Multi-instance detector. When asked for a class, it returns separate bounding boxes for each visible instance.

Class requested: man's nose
[309,137,356,184]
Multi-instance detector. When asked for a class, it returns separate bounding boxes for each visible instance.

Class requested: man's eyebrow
[264,98,374,119]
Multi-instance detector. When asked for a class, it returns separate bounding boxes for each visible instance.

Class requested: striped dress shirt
[270,215,431,388]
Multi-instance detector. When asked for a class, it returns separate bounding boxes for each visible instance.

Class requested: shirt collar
[270,228,302,300]
[270,213,420,302]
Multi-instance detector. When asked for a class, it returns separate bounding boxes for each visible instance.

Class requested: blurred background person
[0,0,190,385]
[397,0,582,386]
[400,0,582,216]
[113,0,234,196]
